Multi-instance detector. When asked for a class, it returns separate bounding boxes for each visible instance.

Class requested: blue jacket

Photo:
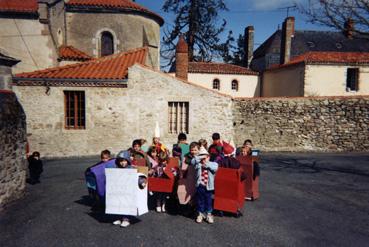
[192,157,218,191]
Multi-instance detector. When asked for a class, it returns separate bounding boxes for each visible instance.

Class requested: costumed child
[236,139,253,156]
[147,145,158,169]
[172,133,190,164]
[177,142,200,214]
[27,151,43,184]
[152,122,169,155]
[239,146,252,157]
[208,133,224,163]
[85,149,111,201]
[192,147,218,224]
[129,139,150,167]
[198,139,208,150]
[112,151,147,228]
[140,139,149,153]
[149,151,172,213]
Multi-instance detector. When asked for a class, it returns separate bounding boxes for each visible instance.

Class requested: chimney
[280,16,295,65]
[244,26,254,68]
[344,18,354,39]
[38,3,49,24]
[175,35,188,80]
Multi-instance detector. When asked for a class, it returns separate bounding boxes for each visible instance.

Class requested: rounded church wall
[66,12,160,67]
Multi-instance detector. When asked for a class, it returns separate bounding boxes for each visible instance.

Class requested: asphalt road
[1,153,369,247]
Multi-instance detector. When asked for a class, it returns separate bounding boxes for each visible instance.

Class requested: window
[213,79,220,90]
[231,79,239,91]
[168,102,189,134]
[100,31,114,57]
[64,91,85,129]
[346,68,359,91]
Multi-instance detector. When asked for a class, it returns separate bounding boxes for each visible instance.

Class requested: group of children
[93,132,256,227]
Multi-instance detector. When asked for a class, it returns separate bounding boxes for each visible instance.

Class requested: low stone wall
[233,96,369,152]
[0,90,27,210]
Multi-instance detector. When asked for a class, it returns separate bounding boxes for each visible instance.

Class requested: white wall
[0,18,57,73]
[304,65,369,96]
[188,73,260,97]
[262,65,305,97]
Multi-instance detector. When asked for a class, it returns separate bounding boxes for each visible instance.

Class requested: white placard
[105,169,148,216]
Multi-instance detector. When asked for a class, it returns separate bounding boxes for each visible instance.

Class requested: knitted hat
[116,150,131,165]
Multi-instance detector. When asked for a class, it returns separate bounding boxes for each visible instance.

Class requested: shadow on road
[268,158,369,178]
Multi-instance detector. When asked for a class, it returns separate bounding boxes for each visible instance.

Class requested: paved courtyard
[1,153,369,247]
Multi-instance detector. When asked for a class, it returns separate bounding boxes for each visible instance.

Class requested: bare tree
[299,0,369,38]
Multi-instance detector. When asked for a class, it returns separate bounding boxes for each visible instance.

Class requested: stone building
[170,36,260,98]
[251,17,369,97]
[0,0,163,73]
[12,47,234,157]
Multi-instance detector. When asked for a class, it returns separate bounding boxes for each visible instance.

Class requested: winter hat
[116,150,131,165]
[198,146,209,159]
[223,142,235,156]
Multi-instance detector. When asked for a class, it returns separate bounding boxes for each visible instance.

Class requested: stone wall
[0,90,27,210]
[13,65,233,157]
[233,96,369,151]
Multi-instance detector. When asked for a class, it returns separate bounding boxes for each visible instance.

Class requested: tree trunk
[187,0,197,61]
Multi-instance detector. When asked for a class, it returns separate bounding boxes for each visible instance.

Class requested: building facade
[0,0,163,73]
[171,36,260,98]
[252,17,369,97]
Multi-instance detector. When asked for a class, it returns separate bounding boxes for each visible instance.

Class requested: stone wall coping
[133,63,233,99]
[234,95,369,101]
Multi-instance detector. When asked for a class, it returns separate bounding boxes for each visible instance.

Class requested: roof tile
[271,51,369,70]
[0,0,38,13]
[66,0,163,25]
[58,46,92,61]
[189,62,258,75]
[15,47,148,80]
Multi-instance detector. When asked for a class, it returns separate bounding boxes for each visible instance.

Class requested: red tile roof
[15,47,148,80]
[66,0,164,25]
[0,0,38,13]
[272,51,369,70]
[188,62,258,75]
[58,46,92,61]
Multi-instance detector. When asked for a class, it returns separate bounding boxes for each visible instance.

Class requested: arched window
[231,79,239,91]
[100,31,114,57]
[213,79,220,90]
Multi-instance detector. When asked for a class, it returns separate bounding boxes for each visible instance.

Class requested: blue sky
[136,0,333,64]
[136,0,333,46]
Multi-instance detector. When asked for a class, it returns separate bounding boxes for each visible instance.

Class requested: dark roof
[252,30,369,71]
[0,52,20,67]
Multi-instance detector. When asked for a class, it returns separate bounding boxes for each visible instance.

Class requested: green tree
[161,0,230,67]
[228,33,245,66]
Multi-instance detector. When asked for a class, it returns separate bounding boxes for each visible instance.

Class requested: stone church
[1,0,236,157]
[0,0,163,73]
